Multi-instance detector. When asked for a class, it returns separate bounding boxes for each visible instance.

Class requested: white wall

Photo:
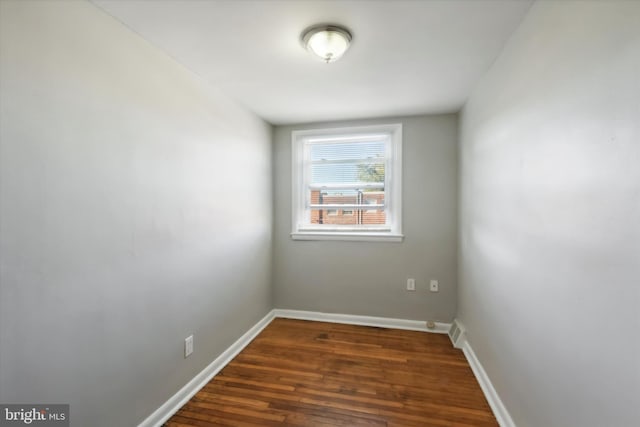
[459,1,640,426]
[0,1,272,426]
[273,115,458,321]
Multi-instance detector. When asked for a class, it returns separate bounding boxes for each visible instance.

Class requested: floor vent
[448,319,466,349]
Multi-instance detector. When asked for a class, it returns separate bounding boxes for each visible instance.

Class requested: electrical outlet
[407,278,416,291]
[429,280,439,292]
[185,335,193,358]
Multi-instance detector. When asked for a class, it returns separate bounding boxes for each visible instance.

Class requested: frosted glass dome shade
[302,25,352,63]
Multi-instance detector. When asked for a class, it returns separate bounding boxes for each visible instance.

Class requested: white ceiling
[92,0,533,125]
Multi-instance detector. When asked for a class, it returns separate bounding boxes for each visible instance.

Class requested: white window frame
[291,124,403,242]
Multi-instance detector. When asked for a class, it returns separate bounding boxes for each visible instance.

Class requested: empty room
[0,0,638,426]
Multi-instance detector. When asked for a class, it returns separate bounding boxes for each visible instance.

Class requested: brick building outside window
[310,190,385,225]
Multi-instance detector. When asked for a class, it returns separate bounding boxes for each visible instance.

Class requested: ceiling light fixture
[301,24,352,63]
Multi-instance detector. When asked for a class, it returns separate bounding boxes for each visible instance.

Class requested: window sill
[291,231,404,242]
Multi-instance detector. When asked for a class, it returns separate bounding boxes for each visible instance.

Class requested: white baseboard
[138,309,451,426]
[462,340,516,427]
[273,309,451,334]
[137,309,275,427]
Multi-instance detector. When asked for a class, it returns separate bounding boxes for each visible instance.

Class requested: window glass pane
[309,189,386,225]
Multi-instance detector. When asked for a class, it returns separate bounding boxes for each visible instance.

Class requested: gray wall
[273,115,458,321]
[458,1,640,426]
[0,1,272,426]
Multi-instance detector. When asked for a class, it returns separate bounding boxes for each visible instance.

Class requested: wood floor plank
[164,318,497,426]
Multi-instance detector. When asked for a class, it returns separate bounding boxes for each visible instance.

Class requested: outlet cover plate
[185,335,194,358]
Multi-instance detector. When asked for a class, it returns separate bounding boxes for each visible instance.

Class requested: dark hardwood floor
[165,318,497,426]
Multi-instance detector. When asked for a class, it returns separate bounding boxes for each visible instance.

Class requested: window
[291,124,403,242]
